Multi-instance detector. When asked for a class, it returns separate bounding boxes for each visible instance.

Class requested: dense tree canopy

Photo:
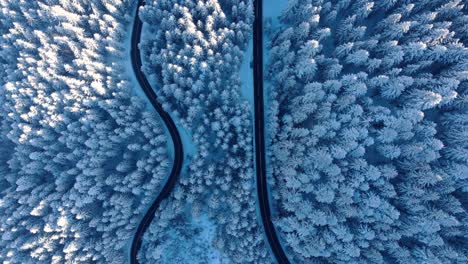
[0,1,170,262]
[1,0,467,263]
[267,0,468,263]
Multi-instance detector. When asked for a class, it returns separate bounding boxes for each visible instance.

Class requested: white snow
[263,0,288,28]
[190,214,228,263]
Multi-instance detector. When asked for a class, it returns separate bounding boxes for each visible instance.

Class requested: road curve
[253,0,291,263]
[129,1,184,263]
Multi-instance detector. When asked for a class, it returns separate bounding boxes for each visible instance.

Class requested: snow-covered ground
[263,0,288,31]
[239,0,288,105]
[190,214,229,263]
[148,213,228,264]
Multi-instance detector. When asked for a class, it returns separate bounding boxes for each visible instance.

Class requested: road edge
[253,0,291,263]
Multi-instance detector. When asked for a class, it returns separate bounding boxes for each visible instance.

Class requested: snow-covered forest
[0,1,171,263]
[267,0,468,263]
[136,0,271,263]
[1,0,467,263]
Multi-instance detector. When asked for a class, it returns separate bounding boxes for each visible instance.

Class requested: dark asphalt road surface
[129,1,183,263]
[253,0,291,263]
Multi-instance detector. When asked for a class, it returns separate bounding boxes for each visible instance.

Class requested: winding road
[253,0,291,263]
[129,1,183,263]
[128,0,288,263]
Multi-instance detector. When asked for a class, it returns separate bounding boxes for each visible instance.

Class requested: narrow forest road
[129,1,184,263]
[253,0,291,263]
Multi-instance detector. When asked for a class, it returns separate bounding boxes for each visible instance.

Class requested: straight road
[253,0,291,263]
[129,1,183,263]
